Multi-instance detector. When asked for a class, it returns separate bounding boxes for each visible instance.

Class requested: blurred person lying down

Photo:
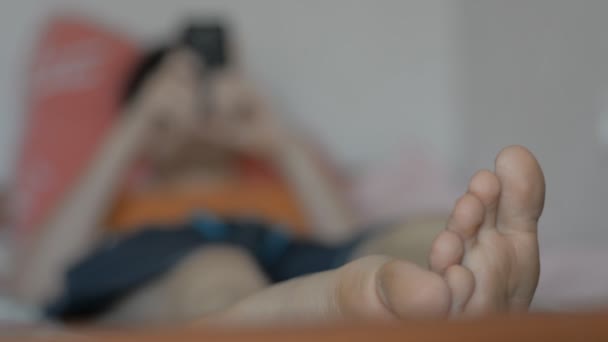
[14,46,546,325]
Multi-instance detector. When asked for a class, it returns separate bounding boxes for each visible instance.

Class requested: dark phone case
[181,21,229,70]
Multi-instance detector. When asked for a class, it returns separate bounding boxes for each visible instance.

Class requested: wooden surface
[3,311,607,341]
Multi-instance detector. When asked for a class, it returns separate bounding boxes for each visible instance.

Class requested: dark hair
[121,45,172,106]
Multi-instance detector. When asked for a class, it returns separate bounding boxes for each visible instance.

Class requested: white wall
[0,0,460,182]
[455,0,608,245]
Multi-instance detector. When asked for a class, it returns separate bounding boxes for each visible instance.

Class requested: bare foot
[202,146,544,325]
[205,255,451,325]
[429,145,545,314]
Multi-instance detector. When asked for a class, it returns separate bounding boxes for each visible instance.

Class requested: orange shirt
[105,158,310,236]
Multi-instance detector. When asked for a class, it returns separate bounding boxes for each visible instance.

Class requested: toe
[334,256,396,320]
[468,170,501,228]
[446,193,485,243]
[429,230,464,274]
[494,145,545,230]
[336,256,450,320]
[444,265,475,315]
[377,259,451,319]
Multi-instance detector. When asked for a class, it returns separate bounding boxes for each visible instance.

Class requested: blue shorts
[46,214,366,320]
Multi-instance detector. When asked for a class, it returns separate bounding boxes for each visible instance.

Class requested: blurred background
[0,0,608,325]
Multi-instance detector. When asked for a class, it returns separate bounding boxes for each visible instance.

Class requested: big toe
[377,259,451,319]
[494,145,545,229]
[337,256,451,320]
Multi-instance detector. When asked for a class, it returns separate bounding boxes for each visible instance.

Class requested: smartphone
[180,21,229,70]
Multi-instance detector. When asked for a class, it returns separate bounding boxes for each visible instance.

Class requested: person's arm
[14,112,149,305]
[14,49,204,306]
[273,137,356,244]
[211,72,357,243]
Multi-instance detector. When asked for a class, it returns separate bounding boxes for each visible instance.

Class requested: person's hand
[203,71,288,157]
[127,49,203,160]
